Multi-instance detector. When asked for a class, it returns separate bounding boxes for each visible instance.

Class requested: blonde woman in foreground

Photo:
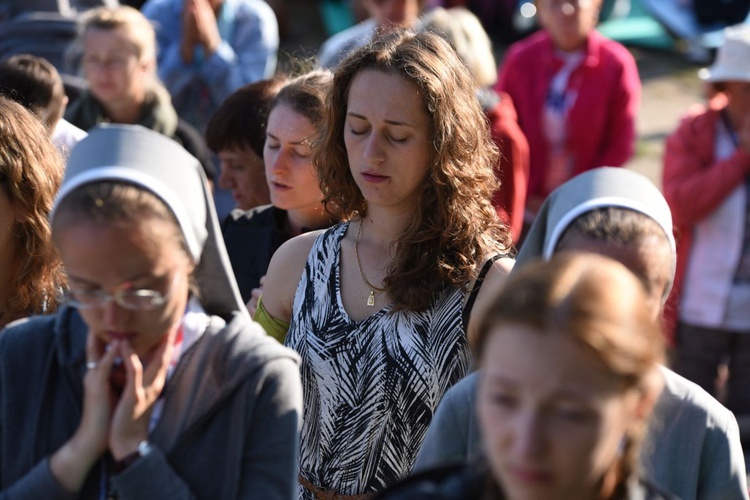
[379,252,672,499]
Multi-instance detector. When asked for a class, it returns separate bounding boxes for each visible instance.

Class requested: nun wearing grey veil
[0,125,302,499]
[414,167,747,500]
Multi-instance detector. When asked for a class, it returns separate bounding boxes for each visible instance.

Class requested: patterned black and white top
[286,222,472,498]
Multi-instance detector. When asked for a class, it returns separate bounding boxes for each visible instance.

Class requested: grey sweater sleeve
[0,459,77,500]
[1,316,78,500]
[413,373,478,472]
[236,356,302,500]
[109,357,302,500]
[697,410,749,500]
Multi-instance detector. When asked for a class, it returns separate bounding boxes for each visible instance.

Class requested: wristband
[113,440,151,474]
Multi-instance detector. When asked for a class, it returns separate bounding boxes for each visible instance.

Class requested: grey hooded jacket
[0,305,302,499]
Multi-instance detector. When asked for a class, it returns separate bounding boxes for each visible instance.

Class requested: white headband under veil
[51,124,246,320]
[515,167,676,296]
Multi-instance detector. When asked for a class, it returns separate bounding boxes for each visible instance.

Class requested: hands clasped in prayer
[80,332,173,461]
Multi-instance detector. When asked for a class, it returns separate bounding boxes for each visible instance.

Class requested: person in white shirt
[0,53,87,156]
[318,0,428,68]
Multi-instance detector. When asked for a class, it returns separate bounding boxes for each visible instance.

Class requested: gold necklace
[355,220,385,307]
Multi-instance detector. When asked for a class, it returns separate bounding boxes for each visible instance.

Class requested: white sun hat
[699,24,750,82]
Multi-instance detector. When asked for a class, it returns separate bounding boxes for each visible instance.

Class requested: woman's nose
[102,298,128,330]
[269,150,289,174]
[363,134,385,164]
[512,412,547,459]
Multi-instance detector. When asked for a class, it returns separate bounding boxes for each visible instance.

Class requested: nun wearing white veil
[0,124,302,499]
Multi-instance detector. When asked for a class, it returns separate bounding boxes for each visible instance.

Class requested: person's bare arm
[246,275,265,318]
[260,231,322,325]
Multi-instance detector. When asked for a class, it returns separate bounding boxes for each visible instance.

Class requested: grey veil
[51,124,246,319]
[515,167,676,293]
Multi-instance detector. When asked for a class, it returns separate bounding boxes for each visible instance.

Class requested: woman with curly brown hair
[258,29,514,498]
[0,97,65,329]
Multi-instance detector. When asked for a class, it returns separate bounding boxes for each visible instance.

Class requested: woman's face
[556,233,673,321]
[218,147,269,210]
[82,27,148,107]
[364,0,422,28]
[264,103,323,213]
[538,0,601,52]
[56,216,193,360]
[344,69,433,213]
[477,323,640,500]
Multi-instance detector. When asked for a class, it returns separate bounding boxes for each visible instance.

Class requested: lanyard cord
[721,108,741,149]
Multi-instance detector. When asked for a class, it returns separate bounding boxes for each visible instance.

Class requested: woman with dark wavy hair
[0,97,65,328]
[258,29,514,498]
[221,70,335,307]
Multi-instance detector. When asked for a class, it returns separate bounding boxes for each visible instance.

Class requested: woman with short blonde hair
[378,252,668,499]
[66,6,214,182]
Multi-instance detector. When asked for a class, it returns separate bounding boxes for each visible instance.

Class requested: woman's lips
[271,181,291,190]
[508,465,553,484]
[362,172,389,183]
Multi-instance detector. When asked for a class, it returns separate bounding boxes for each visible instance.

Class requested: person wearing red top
[663,26,750,443]
[485,91,529,244]
[662,94,750,343]
[419,6,530,243]
[496,0,640,226]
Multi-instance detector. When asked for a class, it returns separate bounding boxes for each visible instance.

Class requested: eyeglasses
[64,270,181,311]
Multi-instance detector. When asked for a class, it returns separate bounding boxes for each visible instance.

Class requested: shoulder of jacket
[0,313,59,362]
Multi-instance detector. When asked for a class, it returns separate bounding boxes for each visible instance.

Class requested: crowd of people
[1,0,750,499]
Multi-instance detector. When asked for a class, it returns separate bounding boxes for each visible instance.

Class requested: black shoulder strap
[462,253,506,332]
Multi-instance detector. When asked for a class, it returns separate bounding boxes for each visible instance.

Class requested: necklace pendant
[367,290,376,307]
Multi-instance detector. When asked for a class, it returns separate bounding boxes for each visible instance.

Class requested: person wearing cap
[415,167,749,500]
[378,252,672,500]
[0,124,302,499]
[663,23,750,450]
